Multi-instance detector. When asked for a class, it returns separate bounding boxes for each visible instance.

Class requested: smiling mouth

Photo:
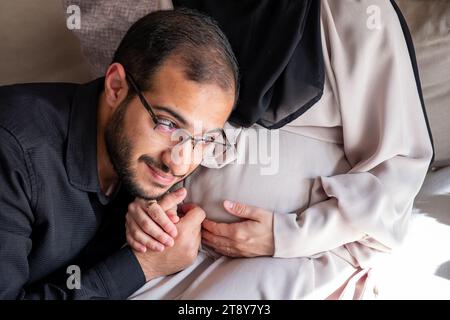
[146,163,176,186]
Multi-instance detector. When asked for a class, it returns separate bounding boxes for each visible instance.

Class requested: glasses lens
[203,132,235,164]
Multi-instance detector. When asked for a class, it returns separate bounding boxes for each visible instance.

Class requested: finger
[146,203,178,238]
[181,206,206,225]
[213,247,240,258]
[126,229,147,253]
[223,200,260,221]
[136,206,175,246]
[201,229,234,248]
[202,219,235,238]
[202,239,239,258]
[128,199,177,237]
[158,188,187,211]
[167,206,180,223]
[126,223,165,252]
[168,212,180,224]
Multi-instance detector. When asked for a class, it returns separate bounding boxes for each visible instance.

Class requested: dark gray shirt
[0,78,145,299]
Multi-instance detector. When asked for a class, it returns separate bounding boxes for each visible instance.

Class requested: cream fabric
[130,0,433,299]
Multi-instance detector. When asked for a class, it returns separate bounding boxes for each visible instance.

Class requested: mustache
[138,155,185,178]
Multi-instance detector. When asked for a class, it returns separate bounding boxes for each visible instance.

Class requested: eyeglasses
[125,71,234,162]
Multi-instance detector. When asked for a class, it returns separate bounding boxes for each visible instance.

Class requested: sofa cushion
[0,0,92,85]
[397,0,450,167]
[62,0,160,77]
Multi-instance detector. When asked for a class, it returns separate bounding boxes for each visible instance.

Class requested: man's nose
[161,144,195,177]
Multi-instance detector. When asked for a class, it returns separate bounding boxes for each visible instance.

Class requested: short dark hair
[112,8,239,104]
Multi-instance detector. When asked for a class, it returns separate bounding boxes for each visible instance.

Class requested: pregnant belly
[183,126,350,222]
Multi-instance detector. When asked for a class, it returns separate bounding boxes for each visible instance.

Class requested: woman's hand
[201,200,275,258]
[125,188,187,253]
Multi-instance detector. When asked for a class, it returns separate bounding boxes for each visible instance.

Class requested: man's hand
[133,204,206,281]
[201,200,275,258]
[125,188,186,253]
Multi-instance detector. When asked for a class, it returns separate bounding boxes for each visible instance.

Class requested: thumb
[223,200,260,220]
[181,205,206,226]
[158,187,187,211]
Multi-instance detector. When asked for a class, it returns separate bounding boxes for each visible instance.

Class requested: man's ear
[104,63,129,110]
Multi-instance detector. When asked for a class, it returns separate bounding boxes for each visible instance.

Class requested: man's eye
[155,118,177,132]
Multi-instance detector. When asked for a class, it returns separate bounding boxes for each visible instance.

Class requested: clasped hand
[125,188,275,258]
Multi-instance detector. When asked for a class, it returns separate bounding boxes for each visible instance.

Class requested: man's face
[105,60,235,200]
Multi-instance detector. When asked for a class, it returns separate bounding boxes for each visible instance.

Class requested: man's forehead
[146,62,234,130]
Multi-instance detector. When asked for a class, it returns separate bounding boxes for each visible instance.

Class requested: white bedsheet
[372,166,450,299]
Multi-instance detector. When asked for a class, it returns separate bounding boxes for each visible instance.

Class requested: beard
[104,99,173,200]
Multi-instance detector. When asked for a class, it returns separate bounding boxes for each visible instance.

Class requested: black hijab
[173,0,324,129]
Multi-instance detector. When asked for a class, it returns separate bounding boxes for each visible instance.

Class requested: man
[0,8,238,299]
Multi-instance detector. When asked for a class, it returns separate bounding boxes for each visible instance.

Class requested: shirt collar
[65,77,105,193]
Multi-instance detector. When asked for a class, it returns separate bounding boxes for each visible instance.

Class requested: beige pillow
[397,0,450,167]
